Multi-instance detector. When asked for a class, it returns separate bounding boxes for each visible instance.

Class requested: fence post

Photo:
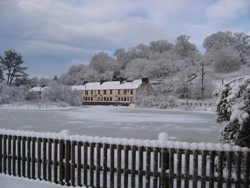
[243,151,249,187]
[8,135,12,175]
[168,148,174,187]
[83,142,89,186]
[27,137,31,178]
[192,150,198,188]
[43,138,47,181]
[131,146,136,188]
[59,139,65,185]
[201,150,207,188]
[96,143,101,188]
[12,135,17,176]
[138,146,144,188]
[116,145,122,188]
[65,140,71,186]
[0,134,2,173]
[71,141,76,186]
[17,136,21,177]
[153,147,159,187]
[48,138,52,181]
[209,150,215,188]
[53,139,59,184]
[217,151,224,188]
[145,147,151,188]
[21,136,26,177]
[110,144,115,188]
[160,148,167,188]
[235,151,242,187]
[77,141,82,186]
[31,137,36,179]
[3,135,7,174]
[176,149,182,187]
[184,149,190,188]
[90,143,95,187]
[124,145,129,188]
[226,151,232,187]
[37,137,42,180]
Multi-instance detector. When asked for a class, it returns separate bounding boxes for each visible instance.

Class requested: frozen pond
[0,106,221,143]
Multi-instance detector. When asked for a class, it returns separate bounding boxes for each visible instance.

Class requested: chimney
[142,77,149,84]
[119,77,126,84]
[100,79,105,85]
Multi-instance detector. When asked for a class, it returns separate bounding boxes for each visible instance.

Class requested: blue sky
[0,0,250,77]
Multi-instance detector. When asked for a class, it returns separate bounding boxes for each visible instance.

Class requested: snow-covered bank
[0,101,75,110]
[0,174,86,188]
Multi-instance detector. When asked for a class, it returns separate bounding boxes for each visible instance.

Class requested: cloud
[0,0,249,76]
[205,0,250,21]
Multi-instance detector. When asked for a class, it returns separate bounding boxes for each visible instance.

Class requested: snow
[0,174,86,188]
[29,87,48,92]
[71,79,142,91]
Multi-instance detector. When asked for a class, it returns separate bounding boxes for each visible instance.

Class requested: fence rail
[0,131,249,188]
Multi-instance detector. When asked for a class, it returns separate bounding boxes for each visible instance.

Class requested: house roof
[71,79,143,91]
[29,87,48,92]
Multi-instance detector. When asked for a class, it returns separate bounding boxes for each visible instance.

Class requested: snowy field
[0,105,220,143]
[0,174,85,188]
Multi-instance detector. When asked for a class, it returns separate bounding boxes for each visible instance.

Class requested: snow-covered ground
[0,174,85,188]
[0,105,220,143]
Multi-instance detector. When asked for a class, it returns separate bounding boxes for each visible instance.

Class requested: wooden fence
[181,101,216,108]
[0,132,249,188]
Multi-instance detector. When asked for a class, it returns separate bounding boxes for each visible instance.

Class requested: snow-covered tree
[174,35,198,58]
[217,76,250,147]
[211,46,241,73]
[0,68,4,82]
[149,40,173,53]
[0,83,27,104]
[89,52,116,74]
[0,49,28,85]
[42,82,82,106]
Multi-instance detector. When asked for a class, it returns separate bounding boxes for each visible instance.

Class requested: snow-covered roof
[29,87,48,92]
[72,79,143,91]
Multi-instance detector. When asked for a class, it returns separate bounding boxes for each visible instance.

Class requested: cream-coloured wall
[84,89,137,103]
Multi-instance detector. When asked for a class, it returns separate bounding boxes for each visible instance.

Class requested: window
[124,97,126,101]
[131,90,133,94]
[98,90,100,95]
[91,90,93,95]
[85,91,88,95]
[110,97,112,101]
[118,97,120,101]
[104,90,107,95]
[124,89,127,95]
[118,90,120,95]
[110,90,112,95]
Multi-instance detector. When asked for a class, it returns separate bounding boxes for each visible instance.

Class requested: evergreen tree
[217,76,250,147]
[0,49,28,85]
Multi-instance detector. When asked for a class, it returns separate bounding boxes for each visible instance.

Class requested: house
[72,78,153,105]
[28,86,48,99]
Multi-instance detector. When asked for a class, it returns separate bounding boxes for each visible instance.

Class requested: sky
[0,0,250,77]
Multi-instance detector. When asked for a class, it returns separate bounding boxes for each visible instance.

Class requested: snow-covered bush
[217,76,250,148]
[42,82,82,106]
[0,83,27,104]
[135,95,179,109]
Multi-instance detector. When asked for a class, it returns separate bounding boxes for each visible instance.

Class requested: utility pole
[201,61,205,100]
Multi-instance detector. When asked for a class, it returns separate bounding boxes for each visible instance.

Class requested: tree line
[0,31,250,102]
